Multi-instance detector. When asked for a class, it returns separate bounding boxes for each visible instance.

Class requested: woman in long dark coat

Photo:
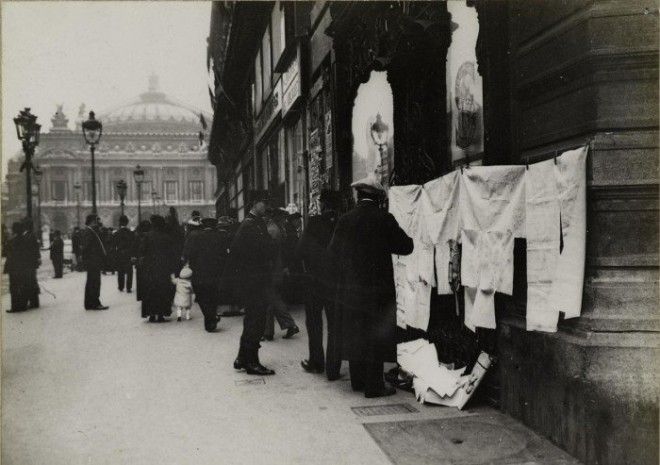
[140,215,179,322]
[135,220,151,316]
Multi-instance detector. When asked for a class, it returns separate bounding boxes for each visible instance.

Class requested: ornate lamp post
[133,165,144,224]
[82,111,102,215]
[370,113,390,179]
[33,167,43,241]
[73,182,82,227]
[115,180,127,217]
[13,108,41,220]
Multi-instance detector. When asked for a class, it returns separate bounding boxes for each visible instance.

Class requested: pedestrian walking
[140,215,178,322]
[297,190,341,378]
[22,219,41,309]
[328,176,413,398]
[81,214,109,310]
[263,208,299,341]
[182,217,230,332]
[4,222,36,313]
[217,216,243,317]
[114,215,136,293]
[223,193,276,375]
[171,265,193,321]
[49,230,64,278]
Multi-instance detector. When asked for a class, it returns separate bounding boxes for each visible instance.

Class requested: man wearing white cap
[328,175,413,398]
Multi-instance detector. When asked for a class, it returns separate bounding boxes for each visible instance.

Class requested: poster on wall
[446,2,484,163]
[324,110,333,177]
[308,128,322,215]
[350,70,394,190]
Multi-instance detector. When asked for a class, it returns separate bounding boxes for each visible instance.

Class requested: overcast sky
[2,1,212,175]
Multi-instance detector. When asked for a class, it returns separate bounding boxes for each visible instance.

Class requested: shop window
[446,2,484,163]
[350,70,394,189]
[189,181,204,201]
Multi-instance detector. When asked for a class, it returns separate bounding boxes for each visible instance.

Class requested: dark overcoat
[328,200,413,363]
[296,210,338,299]
[81,226,106,270]
[50,237,64,260]
[222,213,274,304]
[183,227,230,286]
[140,230,179,316]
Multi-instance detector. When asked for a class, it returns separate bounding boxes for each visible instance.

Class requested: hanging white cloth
[423,171,460,295]
[525,158,561,332]
[549,146,588,319]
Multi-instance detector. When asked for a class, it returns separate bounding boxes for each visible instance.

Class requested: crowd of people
[3,176,414,398]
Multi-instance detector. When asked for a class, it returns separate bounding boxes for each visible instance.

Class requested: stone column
[503,2,659,465]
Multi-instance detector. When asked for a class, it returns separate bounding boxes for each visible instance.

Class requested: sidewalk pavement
[2,266,581,465]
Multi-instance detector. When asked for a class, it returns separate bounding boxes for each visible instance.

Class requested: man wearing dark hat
[49,230,64,278]
[224,192,276,375]
[297,189,341,378]
[183,217,230,332]
[328,176,413,397]
[82,214,109,310]
[114,215,137,293]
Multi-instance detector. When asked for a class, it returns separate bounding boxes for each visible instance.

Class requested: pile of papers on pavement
[397,339,492,410]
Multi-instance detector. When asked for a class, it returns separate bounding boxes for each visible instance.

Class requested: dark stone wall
[504,1,659,464]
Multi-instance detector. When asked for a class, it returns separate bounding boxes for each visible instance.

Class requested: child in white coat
[172,265,193,321]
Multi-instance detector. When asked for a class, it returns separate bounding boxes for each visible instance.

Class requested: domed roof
[100,75,209,134]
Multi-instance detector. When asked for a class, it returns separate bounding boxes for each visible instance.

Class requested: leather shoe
[301,360,324,374]
[245,363,275,375]
[87,305,109,310]
[283,326,300,339]
[233,358,245,370]
[365,385,397,398]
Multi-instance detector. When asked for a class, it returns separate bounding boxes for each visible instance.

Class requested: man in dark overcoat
[114,215,136,293]
[183,217,230,332]
[22,219,41,309]
[297,190,341,378]
[71,227,83,271]
[49,230,64,278]
[82,214,108,310]
[328,177,413,398]
[224,193,276,375]
[4,222,35,313]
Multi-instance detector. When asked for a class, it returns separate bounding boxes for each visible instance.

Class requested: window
[254,52,262,114]
[189,181,204,201]
[262,25,272,99]
[51,181,67,201]
[163,181,178,202]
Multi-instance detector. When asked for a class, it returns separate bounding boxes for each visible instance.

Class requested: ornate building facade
[3,76,215,233]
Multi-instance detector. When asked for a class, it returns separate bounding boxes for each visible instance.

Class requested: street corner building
[206,2,659,465]
[2,75,216,235]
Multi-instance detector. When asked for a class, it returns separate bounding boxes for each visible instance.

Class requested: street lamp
[13,108,41,220]
[33,167,43,242]
[133,165,144,224]
[370,113,389,178]
[82,111,102,215]
[73,182,82,227]
[115,179,127,217]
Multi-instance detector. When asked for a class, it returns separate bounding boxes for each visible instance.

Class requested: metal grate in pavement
[234,378,265,386]
[351,403,418,417]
